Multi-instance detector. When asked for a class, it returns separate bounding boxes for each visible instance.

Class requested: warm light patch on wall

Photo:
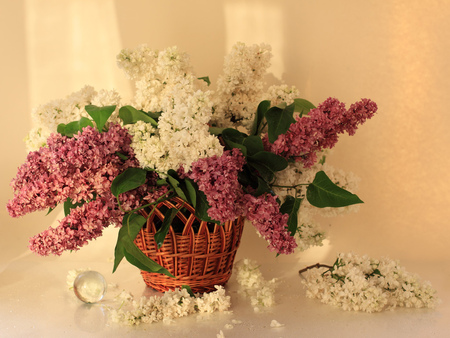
[24,0,132,107]
[224,1,284,79]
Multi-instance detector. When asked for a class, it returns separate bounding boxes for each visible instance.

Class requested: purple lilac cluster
[264,98,378,168]
[185,149,297,254]
[7,124,158,256]
[243,193,297,254]
[183,148,246,224]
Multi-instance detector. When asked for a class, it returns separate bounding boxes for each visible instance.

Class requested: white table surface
[0,222,448,338]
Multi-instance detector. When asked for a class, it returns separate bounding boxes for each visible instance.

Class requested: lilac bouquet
[7,43,377,276]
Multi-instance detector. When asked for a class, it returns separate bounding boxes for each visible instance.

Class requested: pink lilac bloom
[244,193,297,254]
[182,148,246,224]
[7,124,136,216]
[264,97,378,168]
[28,197,118,256]
[8,124,162,256]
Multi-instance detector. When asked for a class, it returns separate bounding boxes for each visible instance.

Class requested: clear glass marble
[73,271,107,303]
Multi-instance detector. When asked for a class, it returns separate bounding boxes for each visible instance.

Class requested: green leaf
[265,103,296,143]
[166,170,187,201]
[194,189,220,224]
[319,155,326,165]
[113,212,174,277]
[63,197,85,216]
[57,123,66,135]
[113,213,146,272]
[306,171,364,208]
[247,150,289,183]
[247,160,275,182]
[182,285,196,297]
[221,128,248,155]
[249,151,288,172]
[208,126,226,136]
[293,98,316,116]
[182,178,197,207]
[85,105,116,132]
[123,245,174,277]
[198,76,211,86]
[111,167,147,198]
[237,166,257,190]
[275,102,287,109]
[154,208,178,249]
[46,207,55,216]
[280,196,302,235]
[250,100,270,135]
[254,176,272,196]
[156,178,167,186]
[119,105,158,126]
[58,117,94,137]
[243,136,264,157]
[115,152,128,161]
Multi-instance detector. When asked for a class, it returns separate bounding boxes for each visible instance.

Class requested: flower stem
[298,263,333,275]
[272,183,309,189]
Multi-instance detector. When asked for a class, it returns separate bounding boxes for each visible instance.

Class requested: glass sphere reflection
[73,271,107,303]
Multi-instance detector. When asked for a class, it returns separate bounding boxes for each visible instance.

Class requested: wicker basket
[134,197,244,293]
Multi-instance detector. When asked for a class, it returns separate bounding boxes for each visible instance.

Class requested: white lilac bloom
[25,85,97,151]
[108,286,230,326]
[273,159,359,250]
[116,44,158,81]
[118,45,222,173]
[211,42,272,131]
[25,86,123,152]
[24,127,49,152]
[300,252,439,313]
[270,319,285,328]
[265,84,300,107]
[91,88,122,125]
[235,258,277,312]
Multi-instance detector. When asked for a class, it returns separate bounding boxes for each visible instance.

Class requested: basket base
[134,198,245,293]
[140,270,233,293]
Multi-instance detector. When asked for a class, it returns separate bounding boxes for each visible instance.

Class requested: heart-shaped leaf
[243,136,264,156]
[85,105,116,132]
[209,126,226,136]
[119,105,158,126]
[198,76,211,86]
[266,103,296,143]
[113,212,146,272]
[57,117,94,137]
[111,167,147,198]
[250,100,270,135]
[280,196,302,235]
[154,208,178,249]
[123,246,173,276]
[113,212,174,277]
[307,171,363,208]
[249,151,288,172]
[194,189,220,224]
[293,98,316,116]
[63,197,85,216]
[221,128,248,155]
[254,176,272,197]
[166,170,187,201]
[181,285,196,297]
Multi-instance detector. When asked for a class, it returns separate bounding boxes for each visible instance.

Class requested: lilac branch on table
[298,263,333,275]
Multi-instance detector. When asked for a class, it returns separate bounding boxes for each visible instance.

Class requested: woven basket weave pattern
[134,197,244,293]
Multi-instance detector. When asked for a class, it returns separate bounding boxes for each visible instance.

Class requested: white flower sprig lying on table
[299,252,439,313]
[67,260,281,327]
[235,258,277,312]
[109,286,230,325]
[67,269,231,325]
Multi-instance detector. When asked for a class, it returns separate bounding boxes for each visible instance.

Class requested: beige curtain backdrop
[1,0,449,268]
